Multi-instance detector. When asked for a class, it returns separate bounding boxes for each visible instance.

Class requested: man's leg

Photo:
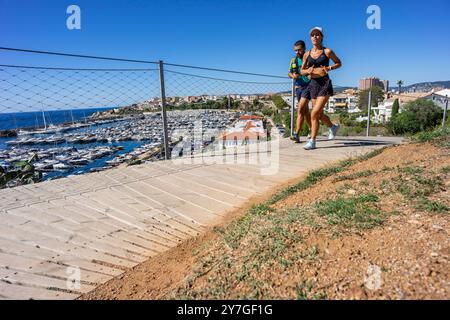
[320,111,333,128]
[319,109,340,140]
[296,98,310,134]
[291,88,302,142]
[295,103,302,136]
[303,100,312,129]
[292,98,310,143]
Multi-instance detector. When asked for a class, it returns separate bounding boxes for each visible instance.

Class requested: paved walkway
[0,136,404,299]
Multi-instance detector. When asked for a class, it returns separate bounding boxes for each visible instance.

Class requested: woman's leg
[310,98,319,139]
[310,96,330,140]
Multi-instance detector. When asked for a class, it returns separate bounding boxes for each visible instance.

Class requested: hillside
[402,81,450,92]
[81,132,449,300]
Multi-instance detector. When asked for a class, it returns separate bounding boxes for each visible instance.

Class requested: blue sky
[1,0,449,87]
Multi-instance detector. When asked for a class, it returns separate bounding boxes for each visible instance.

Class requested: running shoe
[290,133,301,143]
[303,139,316,150]
[328,124,340,140]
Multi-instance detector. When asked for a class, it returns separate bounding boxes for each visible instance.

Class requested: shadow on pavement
[314,138,397,149]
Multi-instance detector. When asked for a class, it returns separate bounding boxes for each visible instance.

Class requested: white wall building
[424,89,450,110]
[371,99,395,123]
[281,94,293,106]
[327,94,359,113]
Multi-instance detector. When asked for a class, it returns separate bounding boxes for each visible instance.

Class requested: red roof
[243,121,257,131]
[239,115,263,121]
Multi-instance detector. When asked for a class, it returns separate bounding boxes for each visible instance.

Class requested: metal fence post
[290,80,295,137]
[366,90,372,137]
[443,95,448,128]
[158,60,170,160]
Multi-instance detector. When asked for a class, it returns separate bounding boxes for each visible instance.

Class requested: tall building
[382,80,389,93]
[359,77,389,93]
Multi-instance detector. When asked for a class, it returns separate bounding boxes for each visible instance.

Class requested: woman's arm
[325,48,342,71]
[300,51,328,78]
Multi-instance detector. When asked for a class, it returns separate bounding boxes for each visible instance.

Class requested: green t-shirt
[289,56,310,88]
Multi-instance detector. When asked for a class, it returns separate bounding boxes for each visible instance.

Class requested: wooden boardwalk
[0,136,403,299]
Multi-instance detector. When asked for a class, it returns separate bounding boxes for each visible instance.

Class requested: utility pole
[290,80,295,137]
[443,95,448,128]
[366,90,372,137]
[159,60,170,160]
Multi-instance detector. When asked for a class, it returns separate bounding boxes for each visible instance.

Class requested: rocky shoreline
[0,130,17,138]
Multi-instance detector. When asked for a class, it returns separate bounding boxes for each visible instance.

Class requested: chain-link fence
[0,48,296,186]
[0,65,159,113]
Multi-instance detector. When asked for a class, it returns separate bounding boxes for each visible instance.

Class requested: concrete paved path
[0,136,404,299]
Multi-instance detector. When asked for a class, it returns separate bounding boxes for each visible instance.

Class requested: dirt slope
[81,140,449,300]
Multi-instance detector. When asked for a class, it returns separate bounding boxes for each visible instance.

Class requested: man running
[288,40,311,143]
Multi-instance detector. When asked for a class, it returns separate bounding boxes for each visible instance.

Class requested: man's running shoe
[290,133,300,143]
[303,139,316,150]
[328,124,340,140]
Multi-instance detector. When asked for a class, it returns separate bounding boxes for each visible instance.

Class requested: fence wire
[0,65,160,114]
[0,53,293,133]
[164,69,290,98]
[0,48,325,184]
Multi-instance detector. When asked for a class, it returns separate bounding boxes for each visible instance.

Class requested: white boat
[53,163,73,171]
[68,158,89,166]
[34,162,54,171]
[43,159,60,165]
[55,155,72,161]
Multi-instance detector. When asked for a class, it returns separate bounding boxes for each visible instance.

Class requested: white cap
[310,27,324,36]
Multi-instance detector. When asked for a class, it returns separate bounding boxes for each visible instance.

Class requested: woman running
[289,40,338,143]
[301,27,342,150]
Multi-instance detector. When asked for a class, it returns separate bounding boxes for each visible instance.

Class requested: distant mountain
[334,86,356,93]
[400,81,450,93]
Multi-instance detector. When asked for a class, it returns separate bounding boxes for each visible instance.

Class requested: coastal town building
[183,96,203,103]
[424,89,450,110]
[280,94,293,106]
[242,95,260,102]
[327,93,358,113]
[371,99,395,123]
[390,92,430,106]
[359,77,389,93]
[218,114,266,147]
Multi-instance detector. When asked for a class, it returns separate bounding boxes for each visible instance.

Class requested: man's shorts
[295,85,311,102]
